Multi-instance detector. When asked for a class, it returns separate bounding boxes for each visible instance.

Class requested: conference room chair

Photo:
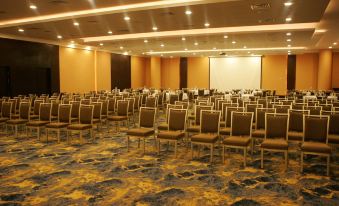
[216,99,230,111]
[260,113,289,170]
[107,98,116,115]
[0,102,12,132]
[50,101,60,121]
[125,97,136,126]
[30,100,44,120]
[13,97,21,114]
[45,104,72,143]
[288,109,310,142]
[321,111,339,146]
[8,99,17,117]
[157,108,187,157]
[169,94,179,105]
[140,93,148,107]
[246,103,263,124]
[222,111,253,167]
[174,101,189,109]
[301,115,331,176]
[126,107,156,154]
[107,100,129,132]
[292,103,306,110]
[67,104,94,144]
[257,98,269,108]
[91,102,103,131]
[6,102,30,137]
[145,96,158,108]
[334,107,339,112]
[220,106,244,136]
[80,99,91,105]
[319,104,333,111]
[252,108,276,139]
[133,95,141,114]
[158,104,183,131]
[191,110,221,163]
[304,106,322,115]
[307,101,318,107]
[70,101,80,122]
[62,97,70,104]
[26,103,52,141]
[210,96,222,109]
[90,97,99,103]
[280,100,295,106]
[98,99,108,128]
[274,104,292,114]
[187,105,213,136]
[157,92,165,111]
[267,101,282,108]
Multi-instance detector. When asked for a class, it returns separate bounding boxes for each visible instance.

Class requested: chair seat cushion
[252,129,265,138]
[30,115,39,120]
[107,115,128,121]
[157,131,185,140]
[191,133,219,143]
[46,122,69,128]
[11,114,19,119]
[187,125,200,133]
[288,131,303,141]
[223,136,251,147]
[127,128,154,137]
[6,119,28,125]
[67,124,92,130]
[27,120,50,127]
[0,117,9,123]
[261,139,288,150]
[328,134,339,144]
[157,123,168,131]
[219,127,231,135]
[301,142,331,154]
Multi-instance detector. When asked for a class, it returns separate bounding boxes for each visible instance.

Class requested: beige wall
[131,56,147,88]
[262,55,287,95]
[161,57,180,89]
[332,52,339,88]
[150,57,161,88]
[318,50,333,90]
[187,57,209,88]
[96,51,111,91]
[296,53,318,90]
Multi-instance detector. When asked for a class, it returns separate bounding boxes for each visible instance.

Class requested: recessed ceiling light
[99,43,103,46]
[194,42,198,46]
[184,48,188,51]
[285,17,292,22]
[108,31,113,34]
[85,46,91,50]
[243,46,247,48]
[204,23,210,27]
[120,46,124,49]
[70,40,74,43]
[185,10,192,15]
[329,46,332,49]
[288,45,291,47]
[288,50,291,53]
[29,5,37,10]
[124,16,130,21]
[144,39,148,43]
[248,51,251,54]
[286,32,291,36]
[333,42,337,45]
[287,39,291,42]
[57,35,62,39]
[213,47,216,50]
[232,41,236,44]
[284,2,293,6]
[67,44,75,48]
[160,44,164,47]
[314,29,327,33]
[152,26,158,31]
[161,54,164,57]
[182,37,186,41]
[224,35,228,39]
[73,22,80,26]
[18,29,24,32]
[123,51,128,55]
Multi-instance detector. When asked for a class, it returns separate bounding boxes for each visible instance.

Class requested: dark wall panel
[180,57,188,89]
[0,38,59,97]
[287,55,296,90]
[111,53,131,90]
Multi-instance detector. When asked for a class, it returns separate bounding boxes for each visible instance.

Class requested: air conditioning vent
[251,3,271,10]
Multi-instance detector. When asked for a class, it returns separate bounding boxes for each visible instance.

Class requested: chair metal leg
[300,152,303,173]
[327,155,330,176]
[261,148,264,169]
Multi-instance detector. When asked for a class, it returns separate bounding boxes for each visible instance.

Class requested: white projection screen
[209,57,262,90]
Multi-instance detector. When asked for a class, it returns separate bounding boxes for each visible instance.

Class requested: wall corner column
[317,49,332,90]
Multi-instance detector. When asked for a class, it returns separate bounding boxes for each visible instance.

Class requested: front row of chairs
[126,107,333,176]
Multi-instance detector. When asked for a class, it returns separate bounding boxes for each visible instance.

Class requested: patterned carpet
[0,114,338,205]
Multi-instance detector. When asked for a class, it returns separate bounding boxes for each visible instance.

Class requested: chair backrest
[307,101,318,106]
[91,102,102,119]
[39,103,52,121]
[230,111,253,136]
[256,108,276,130]
[108,98,116,113]
[90,97,98,103]
[51,101,60,117]
[70,101,80,118]
[168,108,187,131]
[195,105,213,125]
[98,100,108,116]
[58,104,72,123]
[288,109,310,132]
[246,104,263,122]
[133,96,141,110]
[33,100,44,115]
[169,94,179,104]
[116,100,129,116]
[175,101,189,109]
[0,100,2,114]
[18,102,31,120]
[1,102,12,118]
[79,105,94,124]
[292,103,306,110]
[62,97,70,104]
[9,99,17,114]
[265,113,289,140]
[81,99,91,105]
[217,99,230,111]
[333,107,339,112]
[304,106,322,115]
[225,107,245,127]
[274,104,291,114]
[145,96,157,108]
[321,111,339,135]
[200,110,221,134]
[303,115,329,143]
[14,97,20,110]
[319,104,332,112]
[257,98,268,108]
[139,107,156,128]
[125,98,135,113]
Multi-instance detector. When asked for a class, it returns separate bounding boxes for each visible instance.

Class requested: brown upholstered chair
[125,97,136,125]
[30,100,44,120]
[67,105,94,144]
[306,101,318,106]
[321,111,339,146]
[6,102,31,137]
[90,97,99,103]
[301,115,331,176]
[98,99,108,128]
[191,110,221,163]
[46,104,72,143]
[246,103,263,124]
[8,99,17,117]
[0,102,12,130]
[257,98,269,108]
[157,108,187,157]
[219,106,244,136]
[70,101,80,122]
[187,105,213,136]
[158,104,183,131]
[252,108,276,139]
[175,101,189,109]
[126,107,156,154]
[145,96,158,108]
[26,103,52,140]
[50,101,60,121]
[169,94,179,105]
[292,103,306,110]
[261,113,289,170]
[91,102,103,131]
[216,99,231,111]
[274,104,292,114]
[304,106,322,115]
[107,100,129,132]
[333,107,339,112]
[288,109,310,142]
[319,104,332,111]
[222,111,253,167]
[107,98,116,115]
[80,99,91,105]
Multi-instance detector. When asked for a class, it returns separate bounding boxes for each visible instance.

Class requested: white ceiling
[0,0,338,57]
